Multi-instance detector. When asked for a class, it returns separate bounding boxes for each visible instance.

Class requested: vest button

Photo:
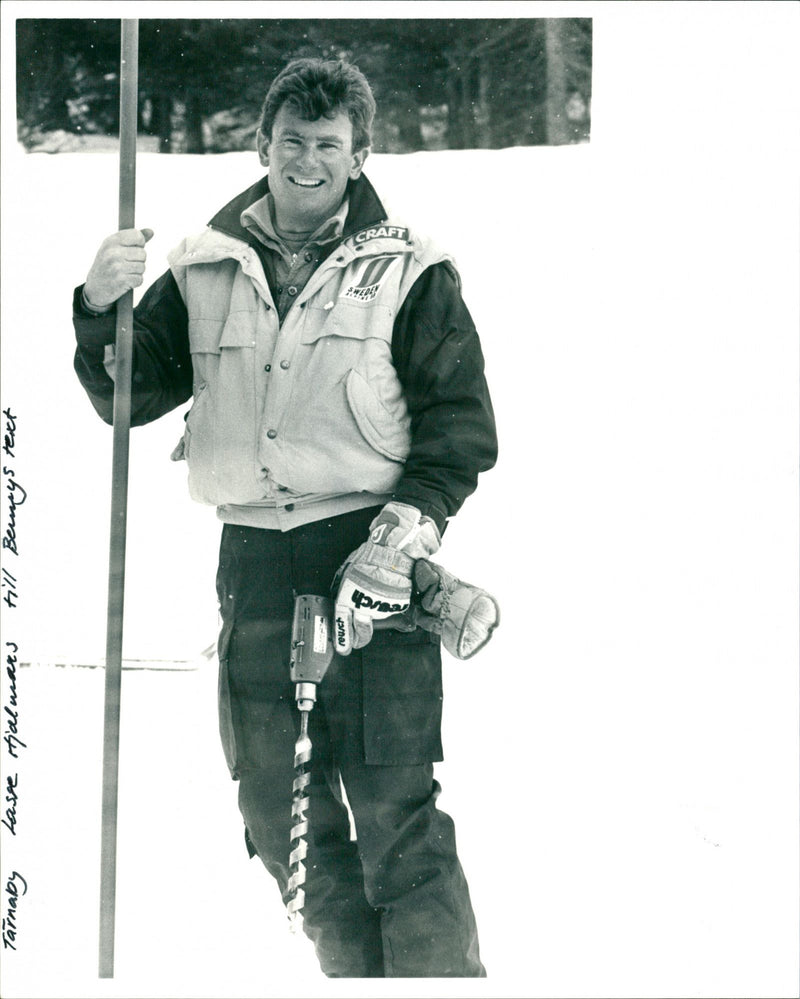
[280,360,290,370]
[287,285,298,296]
[284,503,295,512]
[267,429,277,439]
[264,364,271,372]
[304,252,313,262]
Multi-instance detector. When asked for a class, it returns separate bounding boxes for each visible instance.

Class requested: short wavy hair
[260,58,376,153]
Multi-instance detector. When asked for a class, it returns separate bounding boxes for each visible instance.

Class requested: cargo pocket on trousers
[216,618,239,778]
[361,628,443,765]
[217,658,239,778]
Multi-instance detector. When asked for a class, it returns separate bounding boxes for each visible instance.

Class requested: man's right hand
[83,228,154,309]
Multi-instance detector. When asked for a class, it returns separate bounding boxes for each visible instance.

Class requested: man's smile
[289,176,325,188]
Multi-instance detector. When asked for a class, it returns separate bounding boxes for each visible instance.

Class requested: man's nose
[296,143,319,171]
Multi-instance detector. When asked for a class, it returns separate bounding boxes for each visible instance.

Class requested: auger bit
[286,594,335,932]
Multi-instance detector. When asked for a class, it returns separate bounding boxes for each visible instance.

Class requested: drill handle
[290,594,336,686]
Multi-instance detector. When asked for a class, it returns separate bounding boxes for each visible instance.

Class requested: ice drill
[286,594,336,932]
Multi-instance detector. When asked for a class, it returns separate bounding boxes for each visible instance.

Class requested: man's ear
[257,128,270,168]
[350,146,369,180]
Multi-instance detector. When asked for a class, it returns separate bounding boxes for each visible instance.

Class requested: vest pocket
[183,381,209,465]
[345,368,411,462]
[188,318,223,354]
[301,301,394,345]
[189,312,257,353]
[184,311,261,504]
[219,311,257,348]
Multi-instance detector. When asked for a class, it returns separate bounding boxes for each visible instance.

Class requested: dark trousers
[215,508,485,977]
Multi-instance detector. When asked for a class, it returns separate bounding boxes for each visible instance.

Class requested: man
[73,59,497,978]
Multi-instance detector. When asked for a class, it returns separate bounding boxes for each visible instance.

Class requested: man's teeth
[290,177,324,187]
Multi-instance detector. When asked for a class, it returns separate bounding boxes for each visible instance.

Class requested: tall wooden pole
[99,18,139,980]
[544,18,570,146]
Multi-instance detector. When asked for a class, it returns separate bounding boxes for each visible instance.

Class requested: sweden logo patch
[341,256,397,302]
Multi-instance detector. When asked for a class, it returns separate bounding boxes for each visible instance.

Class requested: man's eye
[284,138,301,146]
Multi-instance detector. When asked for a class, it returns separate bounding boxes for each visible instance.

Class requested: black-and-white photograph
[1,2,798,998]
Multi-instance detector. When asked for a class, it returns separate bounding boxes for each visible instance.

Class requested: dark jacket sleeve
[390,262,498,533]
[72,269,193,427]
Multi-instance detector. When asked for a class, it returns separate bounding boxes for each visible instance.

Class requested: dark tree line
[16,18,592,153]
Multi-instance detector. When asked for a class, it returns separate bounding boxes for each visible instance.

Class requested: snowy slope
[2,66,800,999]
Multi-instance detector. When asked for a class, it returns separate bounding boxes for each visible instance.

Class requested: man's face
[258,105,368,232]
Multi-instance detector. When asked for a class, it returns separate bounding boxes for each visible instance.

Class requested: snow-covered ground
[2,6,800,998]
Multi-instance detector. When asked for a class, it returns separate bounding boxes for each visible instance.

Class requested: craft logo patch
[341,256,397,302]
[353,225,409,244]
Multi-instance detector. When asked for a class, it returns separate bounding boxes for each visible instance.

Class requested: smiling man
[72,59,497,979]
[262,105,367,231]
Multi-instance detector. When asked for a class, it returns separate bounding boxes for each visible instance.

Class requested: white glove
[333,502,441,655]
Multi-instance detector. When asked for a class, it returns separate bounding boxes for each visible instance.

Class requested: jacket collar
[208,172,388,247]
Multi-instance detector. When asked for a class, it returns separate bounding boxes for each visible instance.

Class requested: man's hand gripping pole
[286,595,336,932]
